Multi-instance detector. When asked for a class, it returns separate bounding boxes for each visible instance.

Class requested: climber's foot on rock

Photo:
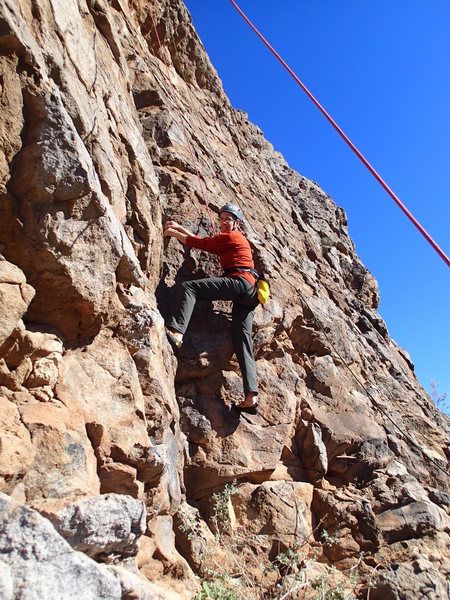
[235,392,258,414]
[165,328,183,351]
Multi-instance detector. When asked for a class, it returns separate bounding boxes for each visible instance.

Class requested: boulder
[0,493,122,600]
[369,561,448,600]
[377,500,449,543]
[35,494,146,559]
[231,480,314,549]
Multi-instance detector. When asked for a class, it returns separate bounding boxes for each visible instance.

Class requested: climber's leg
[168,276,247,335]
[231,301,258,398]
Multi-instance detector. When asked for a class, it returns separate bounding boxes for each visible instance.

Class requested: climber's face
[219,211,238,233]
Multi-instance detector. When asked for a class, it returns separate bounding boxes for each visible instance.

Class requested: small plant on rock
[195,580,240,600]
[431,380,449,415]
[187,485,367,600]
[211,480,238,540]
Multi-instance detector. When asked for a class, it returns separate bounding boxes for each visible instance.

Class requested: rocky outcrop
[0,492,161,599]
[0,0,449,598]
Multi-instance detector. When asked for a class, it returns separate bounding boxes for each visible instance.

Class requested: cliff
[0,1,448,598]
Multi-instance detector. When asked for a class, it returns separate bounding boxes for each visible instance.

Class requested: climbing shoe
[166,329,183,352]
[234,403,258,415]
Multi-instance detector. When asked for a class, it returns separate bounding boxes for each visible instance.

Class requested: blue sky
[183,0,449,408]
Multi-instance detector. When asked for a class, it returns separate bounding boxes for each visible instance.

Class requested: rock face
[0,0,449,598]
[0,493,123,600]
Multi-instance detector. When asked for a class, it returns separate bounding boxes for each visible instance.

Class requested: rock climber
[164,203,259,413]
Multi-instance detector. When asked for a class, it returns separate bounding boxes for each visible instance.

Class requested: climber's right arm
[165,220,194,237]
[164,224,188,245]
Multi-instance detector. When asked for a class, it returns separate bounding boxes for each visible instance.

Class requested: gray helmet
[219,203,243,222]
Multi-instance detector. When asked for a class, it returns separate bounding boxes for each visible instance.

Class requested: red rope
[230,0,449,268]
[149,9,216,234]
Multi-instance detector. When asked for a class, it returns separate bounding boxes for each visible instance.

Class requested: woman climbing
[164,203,259,412]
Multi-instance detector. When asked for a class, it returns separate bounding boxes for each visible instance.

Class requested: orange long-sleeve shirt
[186,230,256,285]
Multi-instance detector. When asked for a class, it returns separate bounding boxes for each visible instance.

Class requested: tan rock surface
[0,0,448,598]
[0,259,35,347]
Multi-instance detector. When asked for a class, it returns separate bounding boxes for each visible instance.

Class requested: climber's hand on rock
[164,225,188,244]
[165,220,179,230]
[164,226,177,238]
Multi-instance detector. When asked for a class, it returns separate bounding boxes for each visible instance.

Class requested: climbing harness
[229,0,449,269]
[149,8,216,234]
[223,267,271,305]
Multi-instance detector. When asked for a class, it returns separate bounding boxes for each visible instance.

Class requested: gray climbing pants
[168,276,258,394]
